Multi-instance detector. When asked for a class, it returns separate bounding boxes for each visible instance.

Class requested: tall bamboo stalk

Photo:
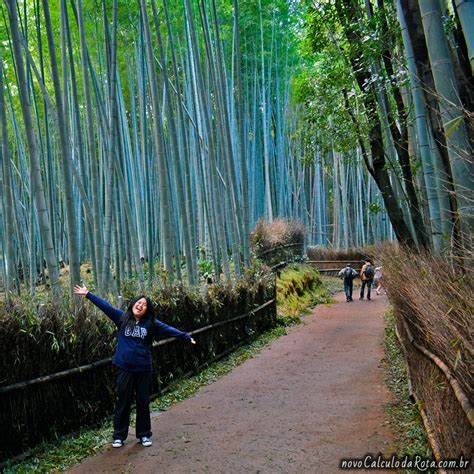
[0,50,16,298]
[5,0,60,293]
[139,0,175,281]
[42,0,81,293]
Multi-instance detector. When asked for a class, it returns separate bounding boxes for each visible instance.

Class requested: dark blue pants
[360,280,372,299]
[343,279,354,300]
[114,369,152,440]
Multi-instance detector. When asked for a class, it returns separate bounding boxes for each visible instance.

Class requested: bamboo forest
[1,0,472,295]
[0,0,472,470]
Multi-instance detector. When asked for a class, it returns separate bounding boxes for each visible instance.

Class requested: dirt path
[69,292,393,473]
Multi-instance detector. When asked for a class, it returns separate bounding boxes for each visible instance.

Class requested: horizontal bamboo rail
[257,242,303,257]
[0,358,113,395]
[401,318,474,427]
[313,268,361,273]
[307,260,363,273]
[0,299,275,395]
[186,299,275,338]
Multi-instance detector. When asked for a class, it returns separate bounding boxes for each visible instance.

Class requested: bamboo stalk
[42,0,81,294]
[4,0,60,293]
[0,50,16,298]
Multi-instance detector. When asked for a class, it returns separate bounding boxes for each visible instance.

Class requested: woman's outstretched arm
[154,320,196,344]
[73,284,123,326]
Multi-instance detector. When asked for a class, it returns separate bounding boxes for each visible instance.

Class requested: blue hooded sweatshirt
[86,292,191,372]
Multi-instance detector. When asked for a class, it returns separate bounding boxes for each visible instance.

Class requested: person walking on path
[374,266,384,295]
[338,263,358,302]
[359,260,374,300]
[73,284,196,449]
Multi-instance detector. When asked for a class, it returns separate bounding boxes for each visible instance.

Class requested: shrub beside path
[69,292,393,473]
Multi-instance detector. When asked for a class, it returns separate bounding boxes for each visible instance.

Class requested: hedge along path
[0,299,276,396]
[69,292,394,473]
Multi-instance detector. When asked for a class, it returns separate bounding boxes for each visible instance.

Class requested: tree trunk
[419,0,473,249]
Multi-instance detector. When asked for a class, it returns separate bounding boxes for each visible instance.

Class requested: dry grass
[382,248,472,398]
[306,244,395,262]
[382,247,473,459]
[251,218,304,255]
[250,219,305,267]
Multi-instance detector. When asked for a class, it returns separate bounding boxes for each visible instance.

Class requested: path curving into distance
[69,292,393,473]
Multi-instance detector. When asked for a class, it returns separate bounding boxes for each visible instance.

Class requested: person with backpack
[359,260,374,300]
[338,263,358,302]
[73,284,196,449]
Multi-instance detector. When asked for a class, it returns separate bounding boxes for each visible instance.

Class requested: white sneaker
[112,439,124,448]
[140,436,152,447]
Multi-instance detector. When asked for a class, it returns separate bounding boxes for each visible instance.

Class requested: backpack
[343,267,354,280]
[364,265,374,279]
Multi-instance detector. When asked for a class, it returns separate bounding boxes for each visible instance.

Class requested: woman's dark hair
[120,295,155,328]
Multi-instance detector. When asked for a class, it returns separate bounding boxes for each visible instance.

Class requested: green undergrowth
[383,308,434,473]
[276,264,332,325]
[320,275,348,295]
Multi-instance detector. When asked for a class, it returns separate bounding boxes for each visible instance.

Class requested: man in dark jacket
[338,263,358,302]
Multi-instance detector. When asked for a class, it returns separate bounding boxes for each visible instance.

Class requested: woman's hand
[190,338,196,345]
[73,284,89,297]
